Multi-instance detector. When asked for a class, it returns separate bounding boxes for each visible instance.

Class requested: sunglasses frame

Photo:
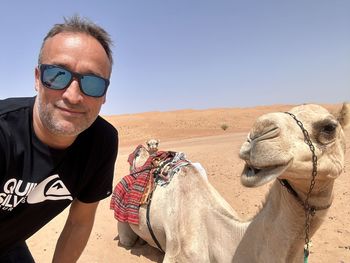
[39,64,110,98]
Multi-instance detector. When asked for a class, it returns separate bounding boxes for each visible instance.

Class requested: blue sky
[0,1,349,115]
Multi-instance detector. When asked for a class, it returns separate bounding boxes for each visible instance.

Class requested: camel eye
[322,123,337,134]
[317,121,338,145]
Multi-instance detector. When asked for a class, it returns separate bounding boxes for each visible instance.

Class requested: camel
[146,138,160,154]
[114,103,349,263]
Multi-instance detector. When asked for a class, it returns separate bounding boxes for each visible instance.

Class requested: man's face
[34,32,111,137]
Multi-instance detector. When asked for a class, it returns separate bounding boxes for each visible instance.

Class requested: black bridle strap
[146,186,164,253]
[278,179,299,198]
[278,178,332,211]
[281,112,332,211]
[283,111,334,261]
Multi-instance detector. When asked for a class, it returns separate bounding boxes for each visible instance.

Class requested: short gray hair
[38,15,113,66]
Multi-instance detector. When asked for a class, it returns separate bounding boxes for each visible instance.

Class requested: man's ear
[34,67,40,92]
[102,95,106,104]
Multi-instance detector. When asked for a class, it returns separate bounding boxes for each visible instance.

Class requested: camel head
[146,138,160,154]
[239,103,349,189]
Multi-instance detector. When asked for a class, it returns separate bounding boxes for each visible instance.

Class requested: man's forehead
[41,32,112,77]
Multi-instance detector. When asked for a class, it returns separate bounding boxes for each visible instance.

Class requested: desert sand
[28,104,350,262]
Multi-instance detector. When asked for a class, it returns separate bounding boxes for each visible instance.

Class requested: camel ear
[336,103,350,128]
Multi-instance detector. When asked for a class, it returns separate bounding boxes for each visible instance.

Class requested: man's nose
[61,79,83,104]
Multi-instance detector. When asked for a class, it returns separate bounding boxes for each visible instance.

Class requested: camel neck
[283,178,335,210]
[233,180,332,262]
[202,182,250,261]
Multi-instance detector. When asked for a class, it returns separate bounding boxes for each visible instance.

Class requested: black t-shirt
[0,97,118,253]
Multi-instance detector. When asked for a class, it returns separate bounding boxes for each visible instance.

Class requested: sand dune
[28,104,350,262]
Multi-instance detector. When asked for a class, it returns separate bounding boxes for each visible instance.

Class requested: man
[0,16,118,262]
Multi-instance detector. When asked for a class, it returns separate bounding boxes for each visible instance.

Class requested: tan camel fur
[117,103,349,263]
[234,103,349,262]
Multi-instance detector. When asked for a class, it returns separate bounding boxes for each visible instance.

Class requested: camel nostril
[239,142,251,160]
[252,126,280,142]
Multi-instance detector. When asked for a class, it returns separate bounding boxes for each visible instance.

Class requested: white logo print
[0,179,37,210]
[0,174,72,211]
[27,174,73,204]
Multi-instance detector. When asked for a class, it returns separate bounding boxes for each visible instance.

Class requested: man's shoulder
[0,97,35,116]
[81,115,118,147]
[74,116,118,160]
[93,115,118,135]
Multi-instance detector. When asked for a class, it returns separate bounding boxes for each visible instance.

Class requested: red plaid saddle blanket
[110,145,189,225]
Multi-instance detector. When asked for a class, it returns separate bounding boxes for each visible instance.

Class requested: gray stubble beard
[36,94,90,137]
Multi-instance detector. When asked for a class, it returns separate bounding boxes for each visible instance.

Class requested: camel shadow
[114,235,164,263]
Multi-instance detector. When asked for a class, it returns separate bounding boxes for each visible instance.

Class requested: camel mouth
[241,161,292,187]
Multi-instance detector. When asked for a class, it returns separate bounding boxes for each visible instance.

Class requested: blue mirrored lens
[81,75,108,97]
[42,66,72,90]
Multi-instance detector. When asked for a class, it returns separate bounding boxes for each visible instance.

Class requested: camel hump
[192,162,208,180]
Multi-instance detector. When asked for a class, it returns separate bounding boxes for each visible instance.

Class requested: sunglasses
[39,64,110,98]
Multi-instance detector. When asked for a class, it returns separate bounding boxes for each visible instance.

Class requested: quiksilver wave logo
[0,174,72,211]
